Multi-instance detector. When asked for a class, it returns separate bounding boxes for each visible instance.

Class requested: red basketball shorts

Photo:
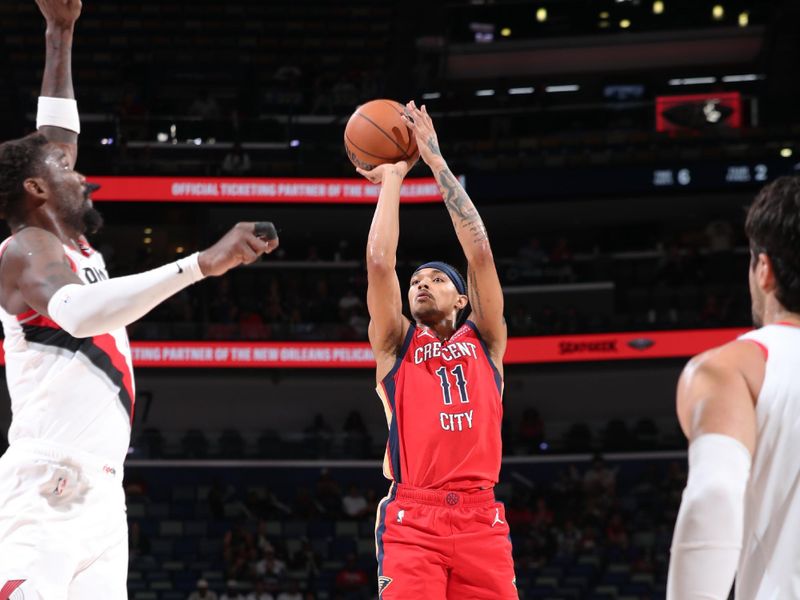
[374,483,518,599]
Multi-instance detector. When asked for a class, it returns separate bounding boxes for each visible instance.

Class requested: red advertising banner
[0,328,748,368]
[88,176,446,204]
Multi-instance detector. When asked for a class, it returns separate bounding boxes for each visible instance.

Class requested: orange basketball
[344,99,419,171]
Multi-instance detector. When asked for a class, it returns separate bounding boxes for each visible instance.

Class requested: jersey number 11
[436,365,470,405]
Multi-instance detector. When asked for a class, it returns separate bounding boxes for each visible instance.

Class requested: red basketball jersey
[376,320,504,491]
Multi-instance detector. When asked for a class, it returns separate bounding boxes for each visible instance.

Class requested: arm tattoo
[435,168,488,244]
[468,268,484,320]
[427,137,443,158]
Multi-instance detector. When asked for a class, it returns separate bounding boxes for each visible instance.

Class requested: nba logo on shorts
[0,579,26,600]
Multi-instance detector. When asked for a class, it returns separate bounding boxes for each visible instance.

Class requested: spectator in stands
[276,580,303,600]
[221,580,247,600]
[343,411,372,458]
[246,579,274,600]
[222,141,253,176]
[293,487,321,519]
[334,554,369,599]
[550,237,575,282]
[188,579,219,600]
[516,408,545,453]
[128,520,151,557]
[583,455,617,496]
[224,520,255,565]
[304,414,333,457]
[341,484,368,519]
[555,518,582,559]
[290,537,321,582]
[190,92,221,119]
[315,468,342,515]
[255,543,287,579]
[606,512,630,550]
[531,497,555,527]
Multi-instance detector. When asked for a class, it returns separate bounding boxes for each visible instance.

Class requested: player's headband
[413,261,467,295]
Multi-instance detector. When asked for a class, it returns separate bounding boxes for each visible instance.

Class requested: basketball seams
[378,100,417,157]
[354,110,409,156]
[345,134,405,161]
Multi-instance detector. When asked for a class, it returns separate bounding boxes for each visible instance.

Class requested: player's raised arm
[358,162,412,379]
[404,101,506,363]
[666,341,763,600]
[35,0,82,168]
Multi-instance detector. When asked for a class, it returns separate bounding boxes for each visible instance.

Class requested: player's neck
[13,214,83,250]
[761,299,800,327]
[418,318,459,341]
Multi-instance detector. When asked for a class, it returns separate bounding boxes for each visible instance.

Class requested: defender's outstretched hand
[356,160,412,184]
[36,0,82,28]
[403,101,446,171]
[198,222,279,277]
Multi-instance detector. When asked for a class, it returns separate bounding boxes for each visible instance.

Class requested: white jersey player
[0,1,279,597]
[668,176,800,599]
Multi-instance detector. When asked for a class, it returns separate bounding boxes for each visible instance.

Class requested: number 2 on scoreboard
[436,365,470,405]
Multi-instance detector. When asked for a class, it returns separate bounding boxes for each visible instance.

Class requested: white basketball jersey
[736,323,800,599]
[0,236,135,465]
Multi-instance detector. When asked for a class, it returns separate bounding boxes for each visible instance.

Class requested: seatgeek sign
[0,328,747,368]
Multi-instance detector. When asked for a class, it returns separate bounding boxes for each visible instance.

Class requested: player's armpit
[7,227,83,316]
[466,255,506,365]
[366,266,409,358]
[676,341,764,454]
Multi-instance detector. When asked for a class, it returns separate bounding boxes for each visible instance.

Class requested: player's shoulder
[681,339,766,392]
[4,226,65,257]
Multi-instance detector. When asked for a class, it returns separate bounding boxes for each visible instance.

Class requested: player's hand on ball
[36,0,83,28]
[198,222,279,277]
[356,161,413,184]
[403,101,446,171]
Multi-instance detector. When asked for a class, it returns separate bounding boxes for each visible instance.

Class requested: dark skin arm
[404,101,507,371]
[36,0,82,168]
[0,224,279,318]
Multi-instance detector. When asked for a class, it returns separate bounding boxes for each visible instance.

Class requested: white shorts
[0,439,128,600]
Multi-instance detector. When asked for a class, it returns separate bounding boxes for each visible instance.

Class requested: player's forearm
[42,26,75,99]
[666,434,749,600]
[431,161,493,264]
[46,254,205,338]
[39,25,79,146]
[366,174,403,271]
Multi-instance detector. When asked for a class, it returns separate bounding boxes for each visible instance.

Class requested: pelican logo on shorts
[0,579,26,600]
[378,576,393,596]
[446,492,459,506]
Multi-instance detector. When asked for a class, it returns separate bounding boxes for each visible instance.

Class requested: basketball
[344,99,419,171]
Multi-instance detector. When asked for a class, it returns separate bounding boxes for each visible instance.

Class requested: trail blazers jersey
[376,321,503,491]
[736,324,800,599]
[0,236,134,465]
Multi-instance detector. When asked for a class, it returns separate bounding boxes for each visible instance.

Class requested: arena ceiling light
[508,86,535,95]
[422,92,441,100]
[738,11,749,27]
[475,89,496,96]
[620,19,632,29]
[712,4,725,21]
[536,7,548,22]
[721,74,761,83]
[545,84,580,93]
[780,148,793,158]
[653,1,664,15]
[668,77,717,86]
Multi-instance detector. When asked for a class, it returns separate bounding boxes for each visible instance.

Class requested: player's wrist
[45,23,76,38]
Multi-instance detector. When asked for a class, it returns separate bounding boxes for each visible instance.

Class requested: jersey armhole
[465,320,503,391]
[380,323,416,387]
[740,338,769,361]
